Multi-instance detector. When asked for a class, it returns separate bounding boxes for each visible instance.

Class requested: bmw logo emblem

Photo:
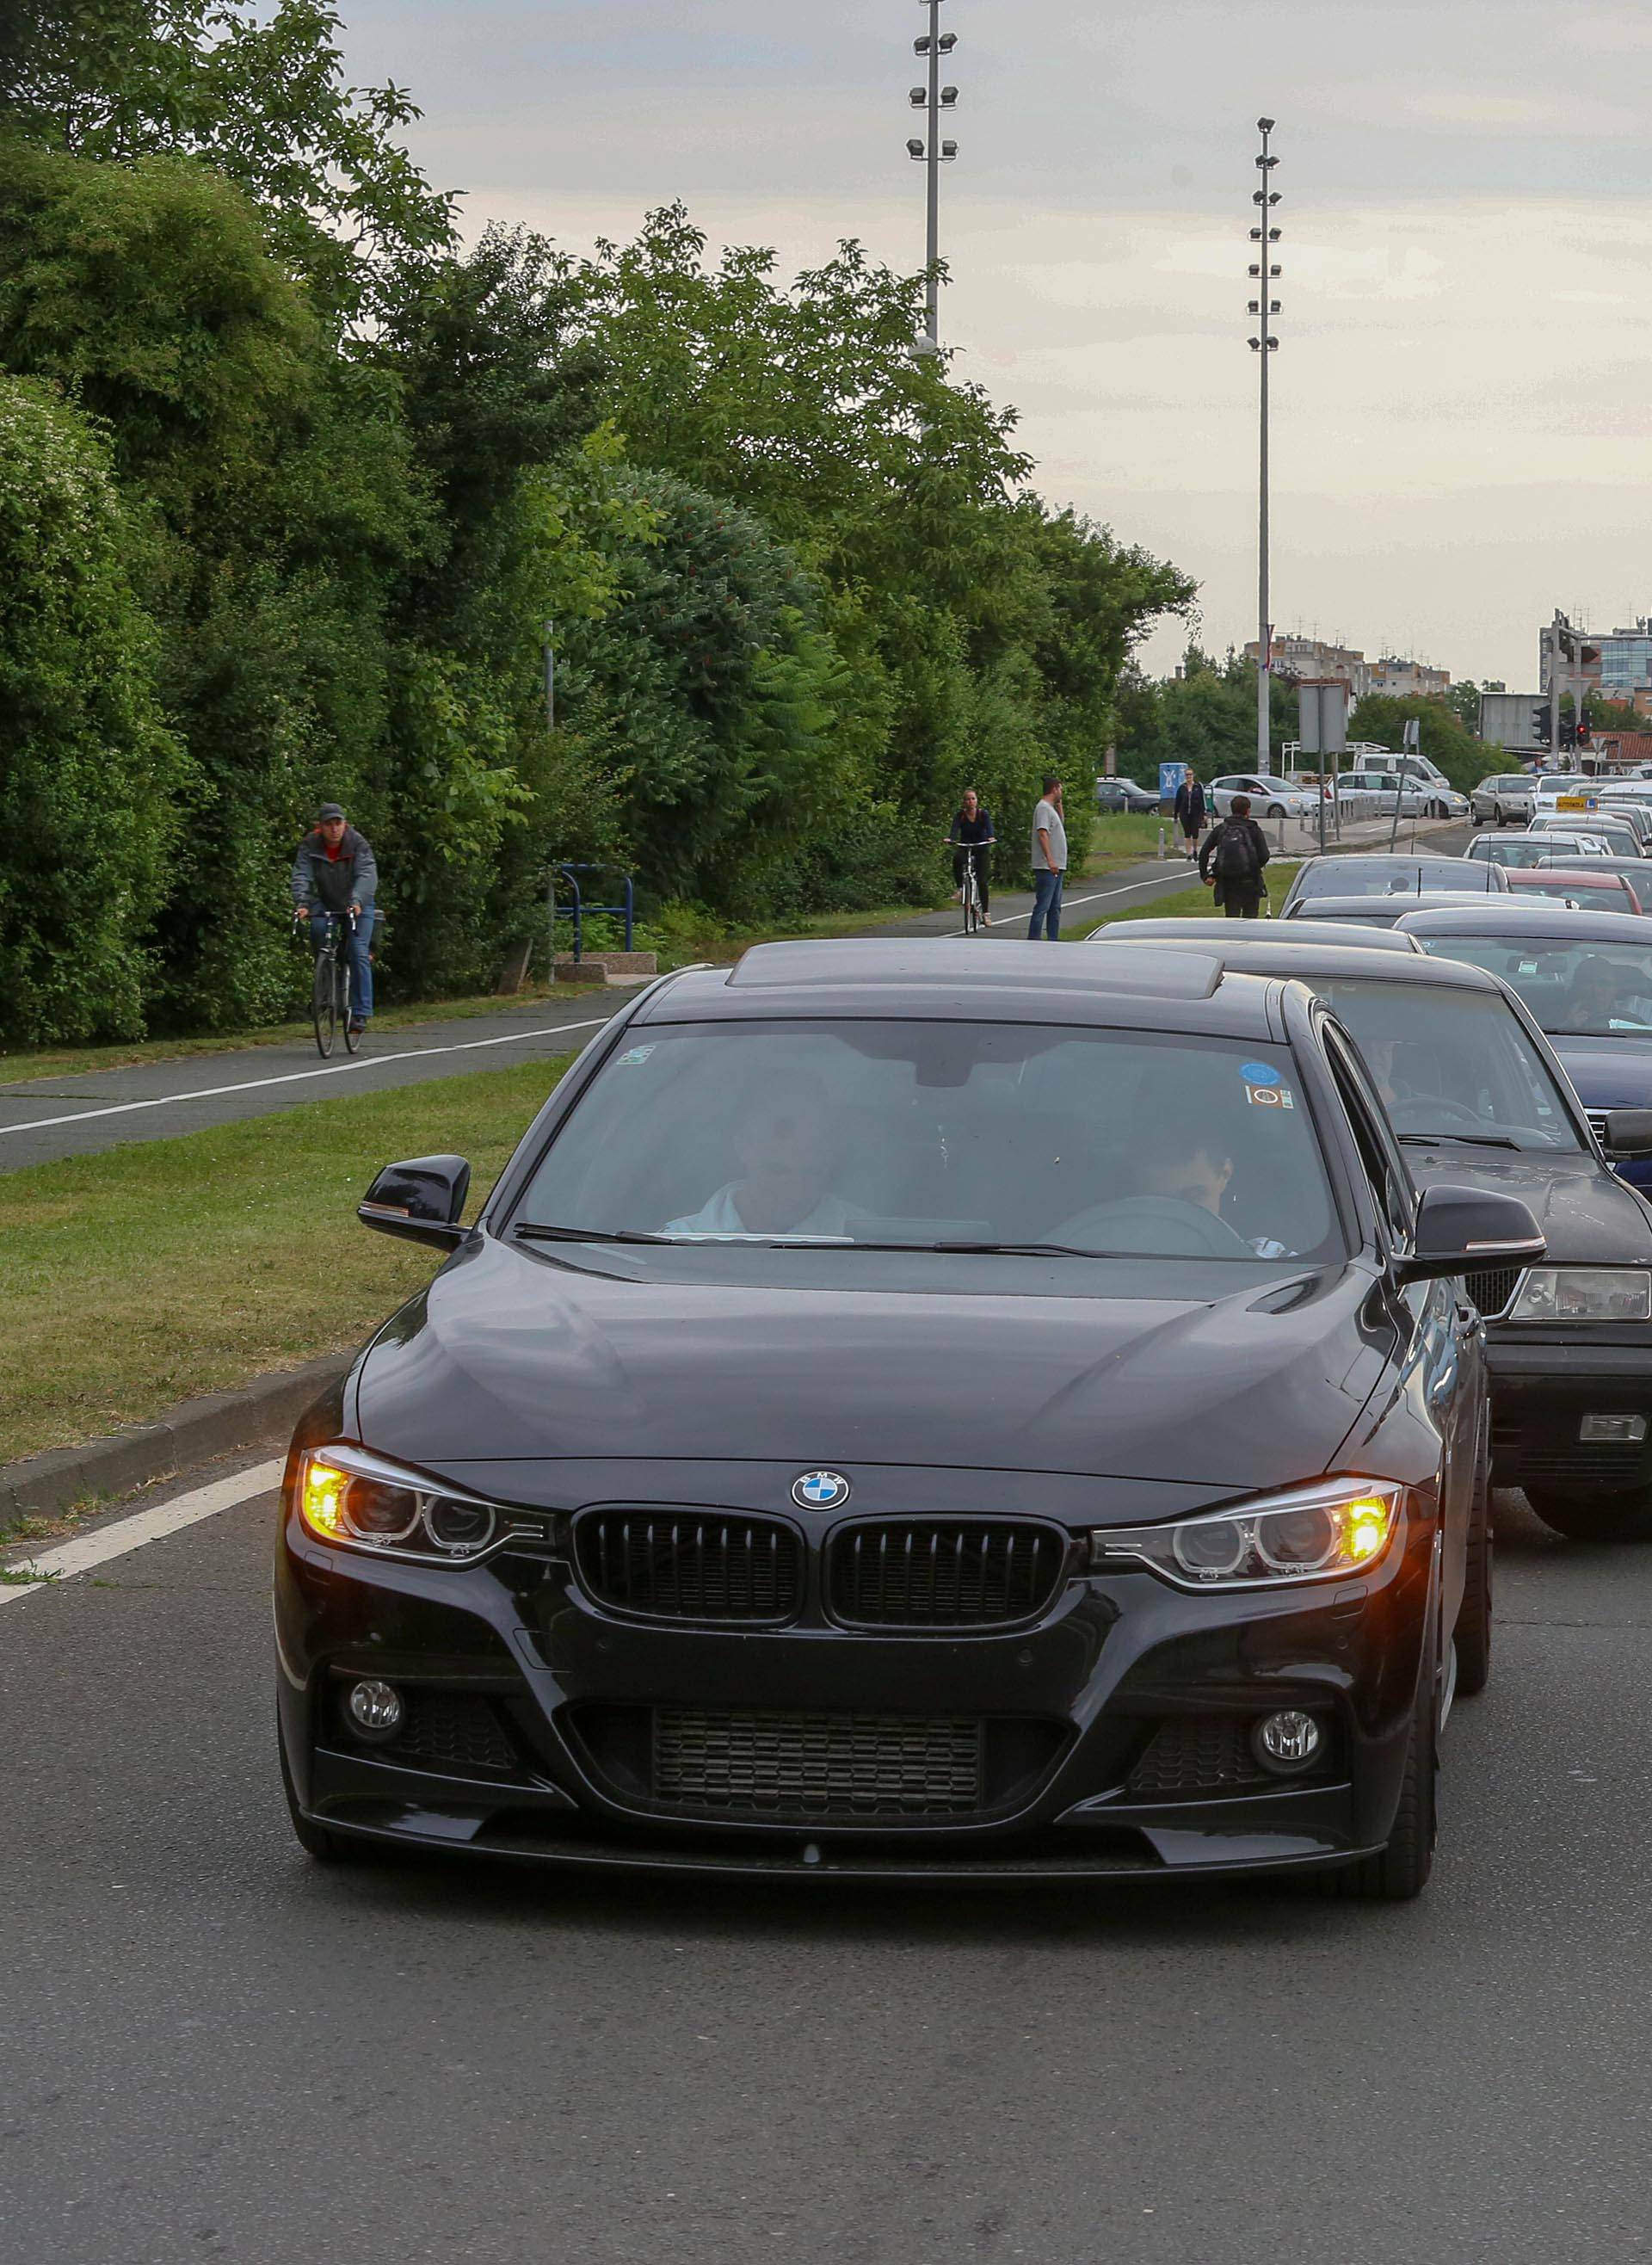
[792,1470,851,1510]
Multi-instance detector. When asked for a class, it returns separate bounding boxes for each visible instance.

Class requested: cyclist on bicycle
[291,801,378,1036]
[946,787,996,925]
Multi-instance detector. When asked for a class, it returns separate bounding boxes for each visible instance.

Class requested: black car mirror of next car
[1394,1185,1547,1287]
[1604,1109,1652,1159]
[358,1154,473,1250]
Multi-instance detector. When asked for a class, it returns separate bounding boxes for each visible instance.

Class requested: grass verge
[1063,863,1302,937]
[0,1057,570,1466]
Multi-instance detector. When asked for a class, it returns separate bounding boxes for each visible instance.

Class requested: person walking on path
[1174,770,1207,861]
[946,787,997,924]
[292,801,379,1034]
[1199,793,1271,919]
[1028,775,1068,941]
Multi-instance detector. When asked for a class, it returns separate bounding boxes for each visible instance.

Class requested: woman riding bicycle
[946,787,996,927]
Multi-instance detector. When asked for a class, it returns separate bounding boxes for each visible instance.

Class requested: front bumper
[1485,1333,1652,1494]
[274,1489,1435,1884]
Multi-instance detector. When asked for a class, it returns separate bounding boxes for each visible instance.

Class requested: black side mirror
[1604,1109,1652,1159]
[358,1155,472,1251]
[1396,1184,1546,1286]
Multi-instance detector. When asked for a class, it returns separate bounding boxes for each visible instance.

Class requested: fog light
[1253,1710,1322,1774]
[347,1679,404,1740]
[1580,1413,1647,1444]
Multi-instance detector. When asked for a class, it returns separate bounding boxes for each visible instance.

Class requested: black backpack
[1214,821,1257,883]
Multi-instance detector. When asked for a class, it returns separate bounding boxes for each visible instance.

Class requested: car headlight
[295,1446,512,1565]
[1092,1479,1403,1592]
[1507,1268,1652,1324]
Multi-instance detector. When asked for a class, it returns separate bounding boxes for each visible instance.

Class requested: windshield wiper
[512,1222,675,1246]
[1398,1132,1522,1151]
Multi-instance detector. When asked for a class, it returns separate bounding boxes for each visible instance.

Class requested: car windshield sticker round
[1241,1061,1283,1085]
[616,1045,656,1066]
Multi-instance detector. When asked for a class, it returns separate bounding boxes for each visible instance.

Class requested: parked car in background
[1506,870,1647,916]
[1465,831,1610,869]
[1094,776,1162,814]
[1208,773,1319,820]
[1281,855,1509,915]
[1397,902,1652,1205]
[1283,892,1509,929]
[1470,775,1536,828]
[1096,923,1652,1549]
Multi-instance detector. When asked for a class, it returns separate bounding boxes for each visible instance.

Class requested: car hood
[1548,1034,1652,1108]
[349,1237,1391,1497]
[1402,1145,1652,1261]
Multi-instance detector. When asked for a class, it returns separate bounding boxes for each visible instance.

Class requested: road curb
[0,1354,348,1536]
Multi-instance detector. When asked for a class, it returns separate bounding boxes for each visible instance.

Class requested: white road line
[0,1457,283,1608]
[0,1016,614,1140]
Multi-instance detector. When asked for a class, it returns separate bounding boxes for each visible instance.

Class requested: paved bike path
[0,821,1461,1174]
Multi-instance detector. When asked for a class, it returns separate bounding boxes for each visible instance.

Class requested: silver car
[1470,774,1536,828]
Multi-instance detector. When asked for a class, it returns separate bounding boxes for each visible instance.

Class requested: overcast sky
[336,0,1652,689]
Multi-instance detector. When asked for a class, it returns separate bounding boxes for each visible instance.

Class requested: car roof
[1396,904,1652,941]
[1098,936,1506,991]
[1532,855,1649,880]
[1293,853,1470,875]
[1088,916,1422,953]
[639,939,1285,1037]
[1291,892,1500,917]
[1507,868,1633,888]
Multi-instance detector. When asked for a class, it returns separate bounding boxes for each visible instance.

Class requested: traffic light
[1560,715,1577,752]
[1576,707,1593,748]
[1531,706,1552,749]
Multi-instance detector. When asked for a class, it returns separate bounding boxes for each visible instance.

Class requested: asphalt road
[3,1472,1651,2264]
[0,818,1464,1176]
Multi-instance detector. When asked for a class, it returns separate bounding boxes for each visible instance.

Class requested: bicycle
[297,909,362,1059]
[949,838,996,936]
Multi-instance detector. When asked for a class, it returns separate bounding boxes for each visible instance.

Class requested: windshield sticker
[616,1045,656,1067]
[1245,1083,1295,1110]
[1241,1060,1283,1086]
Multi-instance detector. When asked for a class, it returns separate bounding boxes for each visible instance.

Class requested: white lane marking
[0,1458,284,1607]
[0,1017,614,1140]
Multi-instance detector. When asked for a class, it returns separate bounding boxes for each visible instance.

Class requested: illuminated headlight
[1092,1480,1403,1591]
[1507,1268,1652,1324]
[296,1447,500,1565]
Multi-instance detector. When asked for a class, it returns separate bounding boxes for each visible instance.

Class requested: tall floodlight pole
[907,0,959,354]
[1248,118,1282,767]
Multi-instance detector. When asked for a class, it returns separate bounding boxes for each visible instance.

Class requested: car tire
[279,1713,359,1863]
[1524,1486,1652,1544]
[1315,1622,1439,1902]
[1471,807,1485,827]
[1454,1414,1494,1696]
[1493,804,1505,827]
[1267,802,1285,819]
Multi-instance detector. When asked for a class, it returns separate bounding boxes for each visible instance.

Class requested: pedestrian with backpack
[1199,793,1270,918]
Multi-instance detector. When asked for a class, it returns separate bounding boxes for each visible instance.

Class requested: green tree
[0,377,188,1042]
[1348,693,1485,793]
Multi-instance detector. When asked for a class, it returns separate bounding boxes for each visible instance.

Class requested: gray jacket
[291,826,377,916]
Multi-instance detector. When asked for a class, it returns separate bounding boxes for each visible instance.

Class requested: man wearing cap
[292,803,379,1035]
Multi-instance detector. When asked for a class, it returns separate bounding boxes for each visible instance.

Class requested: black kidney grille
[827,1521,1067,1628]
[1465,1265,1522,1318]
[652,1708,983,1818]
[576,1510,804,1622]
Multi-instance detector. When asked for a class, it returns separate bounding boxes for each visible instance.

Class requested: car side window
[1322,1027,1415,1252]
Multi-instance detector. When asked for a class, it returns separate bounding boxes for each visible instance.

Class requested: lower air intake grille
[368,1692,517,1774]
[1126,1718,1270,1797]
[1465,1265,1523,1318]
[826,1521,1068,1628]
[652,1708,983,1818]
[575,1510,804,1623]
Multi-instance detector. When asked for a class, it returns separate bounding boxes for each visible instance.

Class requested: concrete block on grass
[552,952,657,986]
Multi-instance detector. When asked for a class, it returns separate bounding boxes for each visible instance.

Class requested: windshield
[1409,938,1652,1039]
[1482,836,1595,867]
[1310,980,1584,1151]
[511,1020,1342,1268]
[1295,859,1475,900]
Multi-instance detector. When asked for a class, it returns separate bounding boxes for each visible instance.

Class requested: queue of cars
[272,784,1652,1905]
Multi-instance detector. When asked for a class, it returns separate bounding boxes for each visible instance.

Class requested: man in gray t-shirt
[1028,775,1067,941]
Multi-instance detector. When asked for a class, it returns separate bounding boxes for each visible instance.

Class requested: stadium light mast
[1248,116,1282,766]
[907,0,959,354]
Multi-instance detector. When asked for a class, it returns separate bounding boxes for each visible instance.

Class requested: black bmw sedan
[276,942,1541,1898]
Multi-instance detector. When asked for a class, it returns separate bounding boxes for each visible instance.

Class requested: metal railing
[548,863,635,966]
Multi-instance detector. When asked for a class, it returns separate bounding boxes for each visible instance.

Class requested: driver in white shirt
[666,1081,868,1239]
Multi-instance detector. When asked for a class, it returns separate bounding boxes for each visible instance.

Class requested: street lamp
[907,0,959,354]
[1248,115,1282,768]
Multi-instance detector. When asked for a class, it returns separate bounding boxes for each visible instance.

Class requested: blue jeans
[311,910,373,1021]
[1028,867,1064,941]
